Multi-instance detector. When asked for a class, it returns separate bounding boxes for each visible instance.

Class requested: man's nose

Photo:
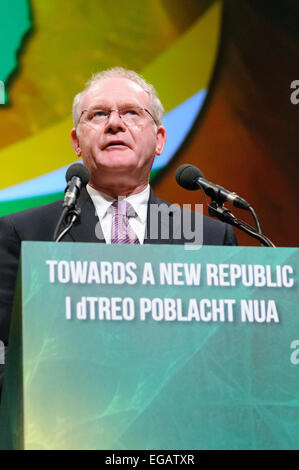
[105,110,125,132]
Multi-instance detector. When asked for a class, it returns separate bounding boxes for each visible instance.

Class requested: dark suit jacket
[0,187,237,346]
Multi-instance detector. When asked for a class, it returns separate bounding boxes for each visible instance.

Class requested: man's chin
[95,155,138,171]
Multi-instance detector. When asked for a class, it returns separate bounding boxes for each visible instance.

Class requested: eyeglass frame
[77,106,157,127]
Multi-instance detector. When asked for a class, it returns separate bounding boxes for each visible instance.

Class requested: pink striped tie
[111,200,139,244]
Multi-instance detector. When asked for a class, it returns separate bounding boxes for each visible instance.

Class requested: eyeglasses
[78,106,156,127]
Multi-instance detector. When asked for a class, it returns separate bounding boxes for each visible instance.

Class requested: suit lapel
[66,187,105,243]
[144,189,176,245]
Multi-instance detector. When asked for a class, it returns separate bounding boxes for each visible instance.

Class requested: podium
[0,242,298,450]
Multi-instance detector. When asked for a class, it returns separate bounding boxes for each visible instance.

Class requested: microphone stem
[55,213,77,242]
[53,206,81,242]
[208,202,275,247]
[248,205,261,234]
[233,221,275,247]
[53,207,69,242]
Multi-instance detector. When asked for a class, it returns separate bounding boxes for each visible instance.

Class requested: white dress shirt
[86,184,150,244]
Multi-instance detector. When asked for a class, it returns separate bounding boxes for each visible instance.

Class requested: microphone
[63,163,90,209]
[176,164,250,210]
[53,163,90,242]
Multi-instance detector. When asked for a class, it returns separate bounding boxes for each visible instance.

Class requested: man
[0,67,237,393]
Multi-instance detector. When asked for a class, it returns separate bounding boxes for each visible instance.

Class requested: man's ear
[70,128,81,157]
[155,125,167,156]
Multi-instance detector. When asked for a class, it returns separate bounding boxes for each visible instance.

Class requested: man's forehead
[80,77,149,109]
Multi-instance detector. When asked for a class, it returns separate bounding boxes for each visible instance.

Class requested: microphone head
[66,163,90,186]
[175,164,204,190]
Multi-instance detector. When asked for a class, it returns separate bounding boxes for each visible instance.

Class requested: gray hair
[72,67,164,129]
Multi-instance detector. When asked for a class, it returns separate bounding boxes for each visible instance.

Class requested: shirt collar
[86,184,150,223]
[125,185,150,223]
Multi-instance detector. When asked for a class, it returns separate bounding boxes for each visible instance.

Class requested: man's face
[71,77,166,193]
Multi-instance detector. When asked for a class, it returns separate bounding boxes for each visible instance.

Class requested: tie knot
[112,199,136,218]
[111,199,139,244]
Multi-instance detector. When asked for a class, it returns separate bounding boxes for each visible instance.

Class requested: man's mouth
[103,141,128,149]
